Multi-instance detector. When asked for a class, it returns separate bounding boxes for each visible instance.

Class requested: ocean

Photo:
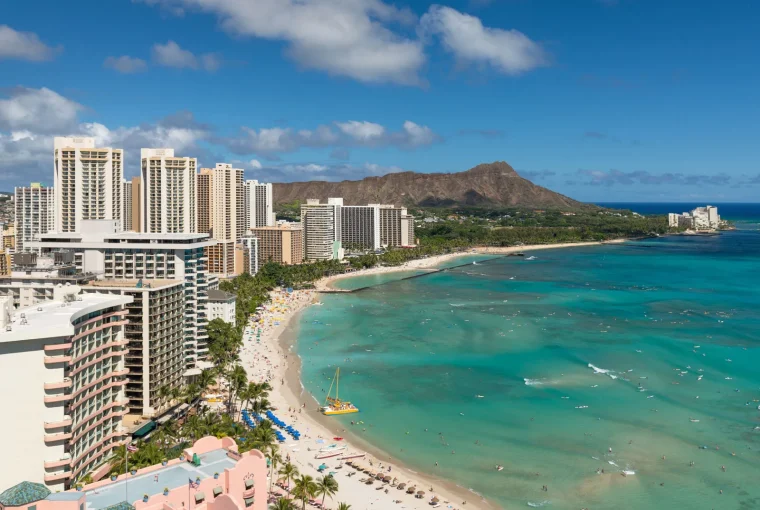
[295,207,760,509]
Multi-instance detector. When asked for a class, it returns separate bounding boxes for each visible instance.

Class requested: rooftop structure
[0,287,132,491]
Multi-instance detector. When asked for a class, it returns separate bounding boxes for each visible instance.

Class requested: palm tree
[292,475,317,510]
[109,444,128,473]
[336,503,351,510]
[268,497,295,510]
[314,475,339,508]
[278,462,299,490]
[268,445,282,494]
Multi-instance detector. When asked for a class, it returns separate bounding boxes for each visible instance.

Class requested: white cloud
[152,40,222,71]
[420,5,548,75]
[221,120,439,156]
[0,25,60,61]
[336,121,386,141]
[254,161,410,182]
[104,55,148,73]
[249,159,263,169]
[139,0,425,85]
[0,87,83,133]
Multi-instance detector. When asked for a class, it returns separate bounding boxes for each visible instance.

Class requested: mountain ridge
[272,161,586,209]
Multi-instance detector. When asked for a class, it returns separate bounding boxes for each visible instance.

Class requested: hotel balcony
[44,416,73,430]
[44,355,72,365]
[43,470,72,483]
[44,455,72,469]
[44,393,72,404]
[44,378,73,390]
[44,431,73,443]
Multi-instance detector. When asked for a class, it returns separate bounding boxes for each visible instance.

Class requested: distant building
[245,180,275,229]
[121,177,142,232]
[668,205,720,230]
[141,148,197,234]
[0,249,10,276]
[375,204,403,247]
[82,279,185,417]
[53,137,123,233]
[2,224,14,251]
[207,239,237,278]
[0,287,131,491]
[250,224,304,266]
[301,198,344,260]
[401,208,417,246]
[0,252,93,308]
[208,288,236,324]
[15,183,55,253]
[341,205,380,253]
[197,168,213,235]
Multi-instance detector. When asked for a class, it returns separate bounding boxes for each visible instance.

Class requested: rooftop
[208,289,235,302]
[0,291,131,344]
[85,449,235,510]
[86,279,183,290]
[0,481,51,507]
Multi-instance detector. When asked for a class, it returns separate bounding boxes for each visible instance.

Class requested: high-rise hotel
[53,137,123,233]
[141,149,197,234]
[15,182,55,253]
[245,180,275,229]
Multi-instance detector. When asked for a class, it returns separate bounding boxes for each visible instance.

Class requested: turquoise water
[297,232,760,509]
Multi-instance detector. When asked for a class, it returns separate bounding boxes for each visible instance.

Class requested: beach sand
[315,240,627,291]
[238,288,492,510]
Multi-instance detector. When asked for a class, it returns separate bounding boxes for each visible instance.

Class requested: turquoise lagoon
[297,232,760,509]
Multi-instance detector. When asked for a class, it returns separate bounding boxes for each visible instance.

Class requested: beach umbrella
[407,486,416,494]
[417,491,425,496]
[397,483,406,490]
[383,475,392,482]
[431,497,440,504]
[318,464,327,470]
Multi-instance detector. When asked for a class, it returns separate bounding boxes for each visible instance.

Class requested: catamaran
[321,368,359,415]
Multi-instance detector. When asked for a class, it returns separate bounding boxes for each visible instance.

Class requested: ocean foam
[524,378,545,386]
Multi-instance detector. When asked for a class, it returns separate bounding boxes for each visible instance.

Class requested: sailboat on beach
[321,368,359,416]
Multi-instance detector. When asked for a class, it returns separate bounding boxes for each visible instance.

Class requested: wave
[449,303,466,307]
[527,501,551,507]
[588,363,618,380]
[524,378,545,386]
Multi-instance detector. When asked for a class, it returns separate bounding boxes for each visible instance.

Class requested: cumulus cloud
[139,0,424,85]
[104,55,148,73]
[419,5,548,75]
[249,159,263,169]
[0,25,60,61]
[152,40,221,71]
[576,169,733,187]
[220,120,439,157]
[0,87,83,133]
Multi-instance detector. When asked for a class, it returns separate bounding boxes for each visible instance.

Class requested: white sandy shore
[238,239,628,509]
[315,239,627,291]
[238,288,490,510]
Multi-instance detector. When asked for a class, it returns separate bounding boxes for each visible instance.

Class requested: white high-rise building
[141,149,197,234]
[401,208,416,246]
[245,180,275,229]
[211,163,246,241]
[301,198,344,261]
[122,178,133,231]
[53,137,123,233]
[341,205,381,253]
[14,183,55,253]
[0,287,131,491]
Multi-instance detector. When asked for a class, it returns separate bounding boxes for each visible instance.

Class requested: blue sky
[1,0,758,202]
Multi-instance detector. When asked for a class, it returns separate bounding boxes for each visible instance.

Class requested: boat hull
[322,407,359,415]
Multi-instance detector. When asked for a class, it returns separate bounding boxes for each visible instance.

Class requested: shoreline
[239,289,490,509]
[239,239,629,509]
[315,239,628,291]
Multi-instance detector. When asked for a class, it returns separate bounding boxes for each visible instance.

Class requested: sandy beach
[315,239,627,291]
[238,240,628,509]
[238,288,492,510]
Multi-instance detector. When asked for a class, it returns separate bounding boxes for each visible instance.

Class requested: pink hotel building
[0,437,268,510]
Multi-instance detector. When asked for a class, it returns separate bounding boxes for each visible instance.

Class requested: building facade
[377,204,403,247]
[141,149,197,234]
[15,183,56,254]
[244,180,274,229]
[83,279,185,417]
[341,205,380,253]
[122,179,132,231]
[53,137,123,233]
[0,287,131,491]
[401,209,416,246]
[197,168,213,235]
[208,289,236,324]
[29,221,213,370]
[2,225,14,251]
[301,198,343,261]
[239,234,259,275]
[249,225,303,267]
[207,239,237,278]
[211,164,246,242]
[129,177,143,233]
